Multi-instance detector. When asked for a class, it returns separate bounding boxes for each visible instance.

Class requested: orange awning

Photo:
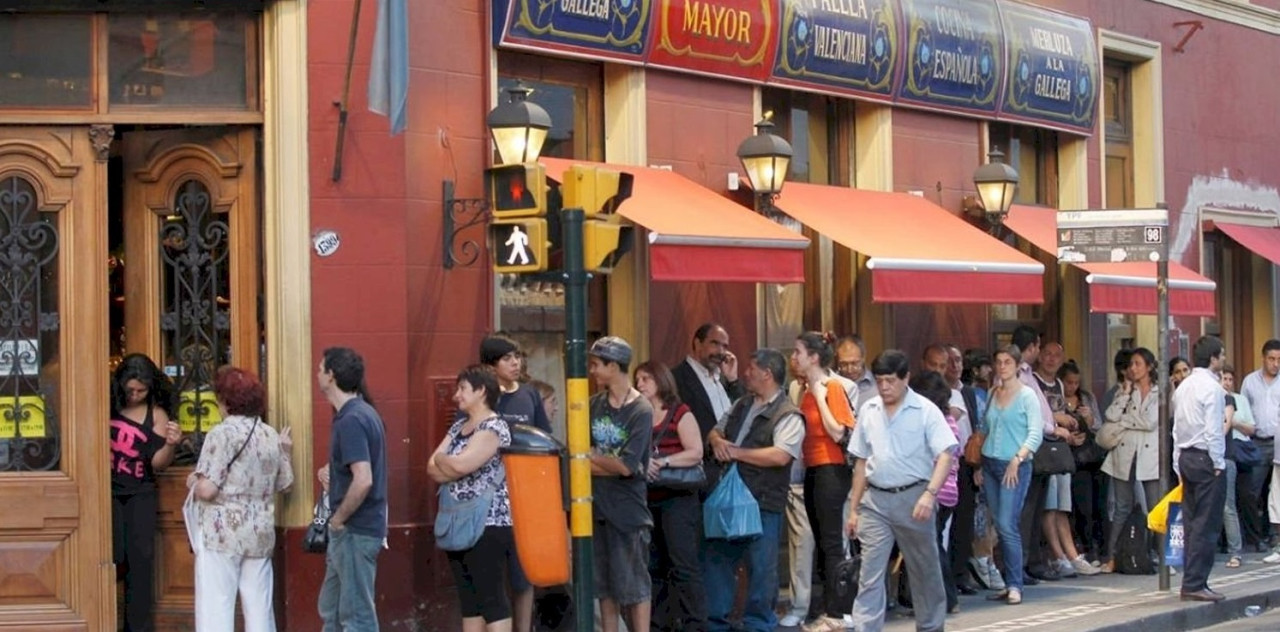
[1004,205,1216,316]
[1215,221,1280,266]
[541,158,808,283]
[772,183,1045,303]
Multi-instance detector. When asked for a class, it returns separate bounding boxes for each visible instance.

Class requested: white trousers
[194,546,276,632]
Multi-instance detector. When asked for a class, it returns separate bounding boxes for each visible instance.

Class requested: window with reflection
[989,123,1059,207]
[0,15,93,108]
[160,180,231,463]
[0,175,62,472]
[109,13,254,108]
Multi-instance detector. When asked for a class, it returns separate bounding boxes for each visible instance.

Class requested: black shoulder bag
[650,407,707,492]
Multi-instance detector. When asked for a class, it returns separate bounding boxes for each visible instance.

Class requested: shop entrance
[0,124,260,631]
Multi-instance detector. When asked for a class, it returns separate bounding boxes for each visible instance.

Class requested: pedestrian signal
[560,166,634,218]
[490,219,548,273]
[486,164,546,219]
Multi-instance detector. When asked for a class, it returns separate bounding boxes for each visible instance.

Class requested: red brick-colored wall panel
[892,108,982,211]
[649,281,760,367]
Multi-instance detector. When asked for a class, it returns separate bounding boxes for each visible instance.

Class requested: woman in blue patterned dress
[429,365,516,631]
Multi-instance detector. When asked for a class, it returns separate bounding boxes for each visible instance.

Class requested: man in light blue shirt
[1242,338,1280,553]
[845,350,956,632]
[1172,336,1228,602]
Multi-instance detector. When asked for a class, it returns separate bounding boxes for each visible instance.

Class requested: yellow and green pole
[562,206,595,630]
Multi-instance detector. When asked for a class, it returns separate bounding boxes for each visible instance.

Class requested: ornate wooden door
[121,127,260,630]
[0,127,111,630]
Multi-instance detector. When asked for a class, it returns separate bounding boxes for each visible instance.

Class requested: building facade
[0,0,1279,630]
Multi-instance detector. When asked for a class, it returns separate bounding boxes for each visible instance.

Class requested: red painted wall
[646,70,761,364]
[289,0,493,628]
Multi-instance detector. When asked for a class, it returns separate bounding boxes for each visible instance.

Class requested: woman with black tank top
[109,354,180,632]
[636,360,706,632]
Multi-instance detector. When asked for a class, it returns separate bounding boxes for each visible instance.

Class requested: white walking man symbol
[505,225,531,265]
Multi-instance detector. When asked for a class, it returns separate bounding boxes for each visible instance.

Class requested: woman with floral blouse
[188,367,293,632]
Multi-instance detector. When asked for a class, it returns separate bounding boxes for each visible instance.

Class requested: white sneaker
[986,558,1007,590]
[968,556,992,589]
[843,614,855,629]
[1072,555,1101,576]
[1264,549,1280,564]
[779,613,805,627]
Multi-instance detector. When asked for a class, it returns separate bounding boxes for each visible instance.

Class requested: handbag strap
[214,416,260,488]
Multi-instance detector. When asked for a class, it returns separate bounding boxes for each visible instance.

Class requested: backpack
[1115,510,1156,575]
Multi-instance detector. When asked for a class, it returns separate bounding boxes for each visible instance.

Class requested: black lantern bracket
[442,179,491,269]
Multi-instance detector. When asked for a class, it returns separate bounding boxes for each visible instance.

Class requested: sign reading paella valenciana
[493,0,1099,134]
[770,0,899,100]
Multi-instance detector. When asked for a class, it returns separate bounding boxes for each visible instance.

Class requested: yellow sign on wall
[0,395,46,439]
[177,390,222,433]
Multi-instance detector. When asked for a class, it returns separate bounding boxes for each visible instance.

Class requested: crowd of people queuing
[106,325,1280,632]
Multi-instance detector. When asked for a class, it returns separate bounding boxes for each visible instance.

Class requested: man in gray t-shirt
[587,336,654,631]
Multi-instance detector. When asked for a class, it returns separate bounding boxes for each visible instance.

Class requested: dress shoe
[1023,573,1041,586]
[1180,589,1226,602]
[956,581,979,595]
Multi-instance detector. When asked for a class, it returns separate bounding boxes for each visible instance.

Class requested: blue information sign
[770,0,900,99]
[494,0,654,63]
[997,1,1098,134]
[896,0,1003,116]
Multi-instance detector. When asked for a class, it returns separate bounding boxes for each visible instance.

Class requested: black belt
[868,480,927,494]
[1183,447,1207,454]
[1255,436,1274,443]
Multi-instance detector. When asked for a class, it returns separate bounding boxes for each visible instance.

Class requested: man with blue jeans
[316,347,388,631]
[704,348,805,632]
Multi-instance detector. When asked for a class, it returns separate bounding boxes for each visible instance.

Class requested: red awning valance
[773,184,1045,303]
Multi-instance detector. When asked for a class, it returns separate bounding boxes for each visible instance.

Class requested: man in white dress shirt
[1172,336,1229,602]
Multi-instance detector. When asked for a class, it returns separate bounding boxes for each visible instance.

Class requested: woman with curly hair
[109,353,180,632]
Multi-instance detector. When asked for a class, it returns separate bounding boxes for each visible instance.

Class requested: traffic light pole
[562,207,595,630]
[1156,204,1172,592]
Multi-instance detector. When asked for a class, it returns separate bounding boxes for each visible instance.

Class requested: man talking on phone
[673,323,744,441]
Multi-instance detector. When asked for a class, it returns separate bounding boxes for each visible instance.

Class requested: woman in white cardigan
[1099,347,1161,573]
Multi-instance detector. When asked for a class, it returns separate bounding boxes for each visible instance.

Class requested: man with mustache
[673,323,744,441]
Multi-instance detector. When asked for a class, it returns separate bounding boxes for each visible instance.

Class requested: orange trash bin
[501,424,570,587]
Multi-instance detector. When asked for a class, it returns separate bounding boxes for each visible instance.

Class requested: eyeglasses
[836,361,863,372]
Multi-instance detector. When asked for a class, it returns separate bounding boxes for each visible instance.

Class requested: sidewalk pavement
[803,552,1280,632]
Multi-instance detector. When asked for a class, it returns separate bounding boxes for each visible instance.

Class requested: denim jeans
[983,458,1032,590]
[1224,460,1243,556]
[703,510,782,632]
[318,528,383,632]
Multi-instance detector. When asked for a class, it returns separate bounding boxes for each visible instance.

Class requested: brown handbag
[963,432,986,466]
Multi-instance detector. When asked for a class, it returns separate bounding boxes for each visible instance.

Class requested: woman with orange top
[790,332,857,632]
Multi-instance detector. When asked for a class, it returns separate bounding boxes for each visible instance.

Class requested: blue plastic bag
[703,464,762,540]
[1164,502,1184,567]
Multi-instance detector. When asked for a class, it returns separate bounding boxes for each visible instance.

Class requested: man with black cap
[588,335,654,632]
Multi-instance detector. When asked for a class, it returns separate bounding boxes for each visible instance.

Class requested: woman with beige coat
[1099,347,1161,573]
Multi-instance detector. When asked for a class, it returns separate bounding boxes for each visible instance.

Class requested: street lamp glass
[487,83,552,165]
[737,119,793,195]
[973,148,1019,219]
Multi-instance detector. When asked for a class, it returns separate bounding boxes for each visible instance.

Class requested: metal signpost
[1058,206,1173,590]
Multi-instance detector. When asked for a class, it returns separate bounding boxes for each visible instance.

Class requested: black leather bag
[302,494,331,554]
[1033,438,1077,475]
[650,407,707,492]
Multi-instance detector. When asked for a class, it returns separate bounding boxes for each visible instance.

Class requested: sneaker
[986,558,1007,590]
[842,615,855,629]
[1072,555,1101,576]
[1055,558,1078,578]
[1264,548,1280,564]
[802,616,845,632]
[779,613,805,628]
